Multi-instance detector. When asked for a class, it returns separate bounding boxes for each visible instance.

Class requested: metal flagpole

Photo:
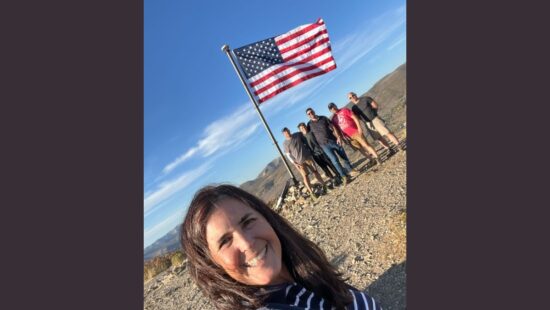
[221,44,298,185]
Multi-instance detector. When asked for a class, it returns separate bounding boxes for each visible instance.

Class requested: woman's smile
[244,244,268,268]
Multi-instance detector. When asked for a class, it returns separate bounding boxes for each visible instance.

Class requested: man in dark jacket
[305,107,358,185]
[297,122,340,186]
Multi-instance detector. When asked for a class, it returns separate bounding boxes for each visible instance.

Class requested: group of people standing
[282,92,404,199]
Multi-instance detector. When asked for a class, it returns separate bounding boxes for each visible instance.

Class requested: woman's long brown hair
[180,184,352,309]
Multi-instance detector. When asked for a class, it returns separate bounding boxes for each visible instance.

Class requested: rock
[172,265,186,275]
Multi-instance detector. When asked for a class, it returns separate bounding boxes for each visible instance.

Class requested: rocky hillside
[144,142,407,310]
[242,63,406,205]
[240,157,286,206]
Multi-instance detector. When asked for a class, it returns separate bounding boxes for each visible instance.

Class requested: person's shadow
[363,261,406,310]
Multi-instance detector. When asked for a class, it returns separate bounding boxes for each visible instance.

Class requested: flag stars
[234,38,283,78]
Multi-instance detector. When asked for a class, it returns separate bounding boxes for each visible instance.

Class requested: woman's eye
[243,218,256,228]
[219,236,231,249]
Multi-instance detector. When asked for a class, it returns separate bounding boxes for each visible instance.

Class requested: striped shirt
[257,282,381,310]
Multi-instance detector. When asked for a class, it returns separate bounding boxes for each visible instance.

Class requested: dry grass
[144,251,186,282]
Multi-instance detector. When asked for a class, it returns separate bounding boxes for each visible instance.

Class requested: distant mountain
[144,225,181,261]
[240,156,292,206]
[143,63,407,261]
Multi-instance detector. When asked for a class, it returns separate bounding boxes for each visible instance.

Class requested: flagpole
[221,44,298,185]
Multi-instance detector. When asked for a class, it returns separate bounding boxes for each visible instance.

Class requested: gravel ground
[144,146,407,310]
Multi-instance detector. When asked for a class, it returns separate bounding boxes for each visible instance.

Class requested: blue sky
[144,0,407,248]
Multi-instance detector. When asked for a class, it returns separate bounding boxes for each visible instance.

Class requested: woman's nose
[233,230,254,252]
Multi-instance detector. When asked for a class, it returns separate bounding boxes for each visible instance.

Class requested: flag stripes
[256,62,336,102]
[233,18,336,103]
[252,55,335,95]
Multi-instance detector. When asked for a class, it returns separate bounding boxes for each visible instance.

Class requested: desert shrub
[170,250,185,266]
[144,255,171,282]
[144,250,188,282]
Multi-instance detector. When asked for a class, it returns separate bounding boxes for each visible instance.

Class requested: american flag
[233,18,336,104]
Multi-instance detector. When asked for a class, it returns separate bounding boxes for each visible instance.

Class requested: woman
[180,184,381,310]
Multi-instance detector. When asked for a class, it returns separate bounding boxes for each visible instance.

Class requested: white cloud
[144,161,212,215]
[332,33,358,55]
[332,10,406,74]
[162,147,199,174]
[387,34,406,51]
[197,104,259,157]
[161,103,261,174]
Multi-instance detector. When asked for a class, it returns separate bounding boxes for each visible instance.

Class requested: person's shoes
[375,158,383,166]
[322,185,328,194]
[367,158,375,167]
[349,169,360,177]
[342,175,351,186]
[395,141,405,151]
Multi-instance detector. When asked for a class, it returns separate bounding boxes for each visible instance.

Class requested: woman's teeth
[246,245,267,267]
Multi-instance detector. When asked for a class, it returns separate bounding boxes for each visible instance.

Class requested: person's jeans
[312,152,338,178]
[320,141,353,177]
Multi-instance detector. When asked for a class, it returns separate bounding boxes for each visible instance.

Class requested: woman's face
[205,198,289,286]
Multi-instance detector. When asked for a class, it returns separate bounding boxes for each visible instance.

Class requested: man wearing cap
[328,102,382,166]
[305,107,358,185]
[348,92,403,152]
[281,127,327,199]
[297,122,339,186]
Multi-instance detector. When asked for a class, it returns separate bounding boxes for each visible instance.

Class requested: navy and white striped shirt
[257,282,381,310]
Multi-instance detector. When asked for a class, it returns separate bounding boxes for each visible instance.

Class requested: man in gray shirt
[282,127,327,199]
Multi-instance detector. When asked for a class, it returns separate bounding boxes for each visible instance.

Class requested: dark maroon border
[408,0,550,308]
[2,0,143,308]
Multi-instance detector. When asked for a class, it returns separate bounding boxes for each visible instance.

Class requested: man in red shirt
[328,102,382,166]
